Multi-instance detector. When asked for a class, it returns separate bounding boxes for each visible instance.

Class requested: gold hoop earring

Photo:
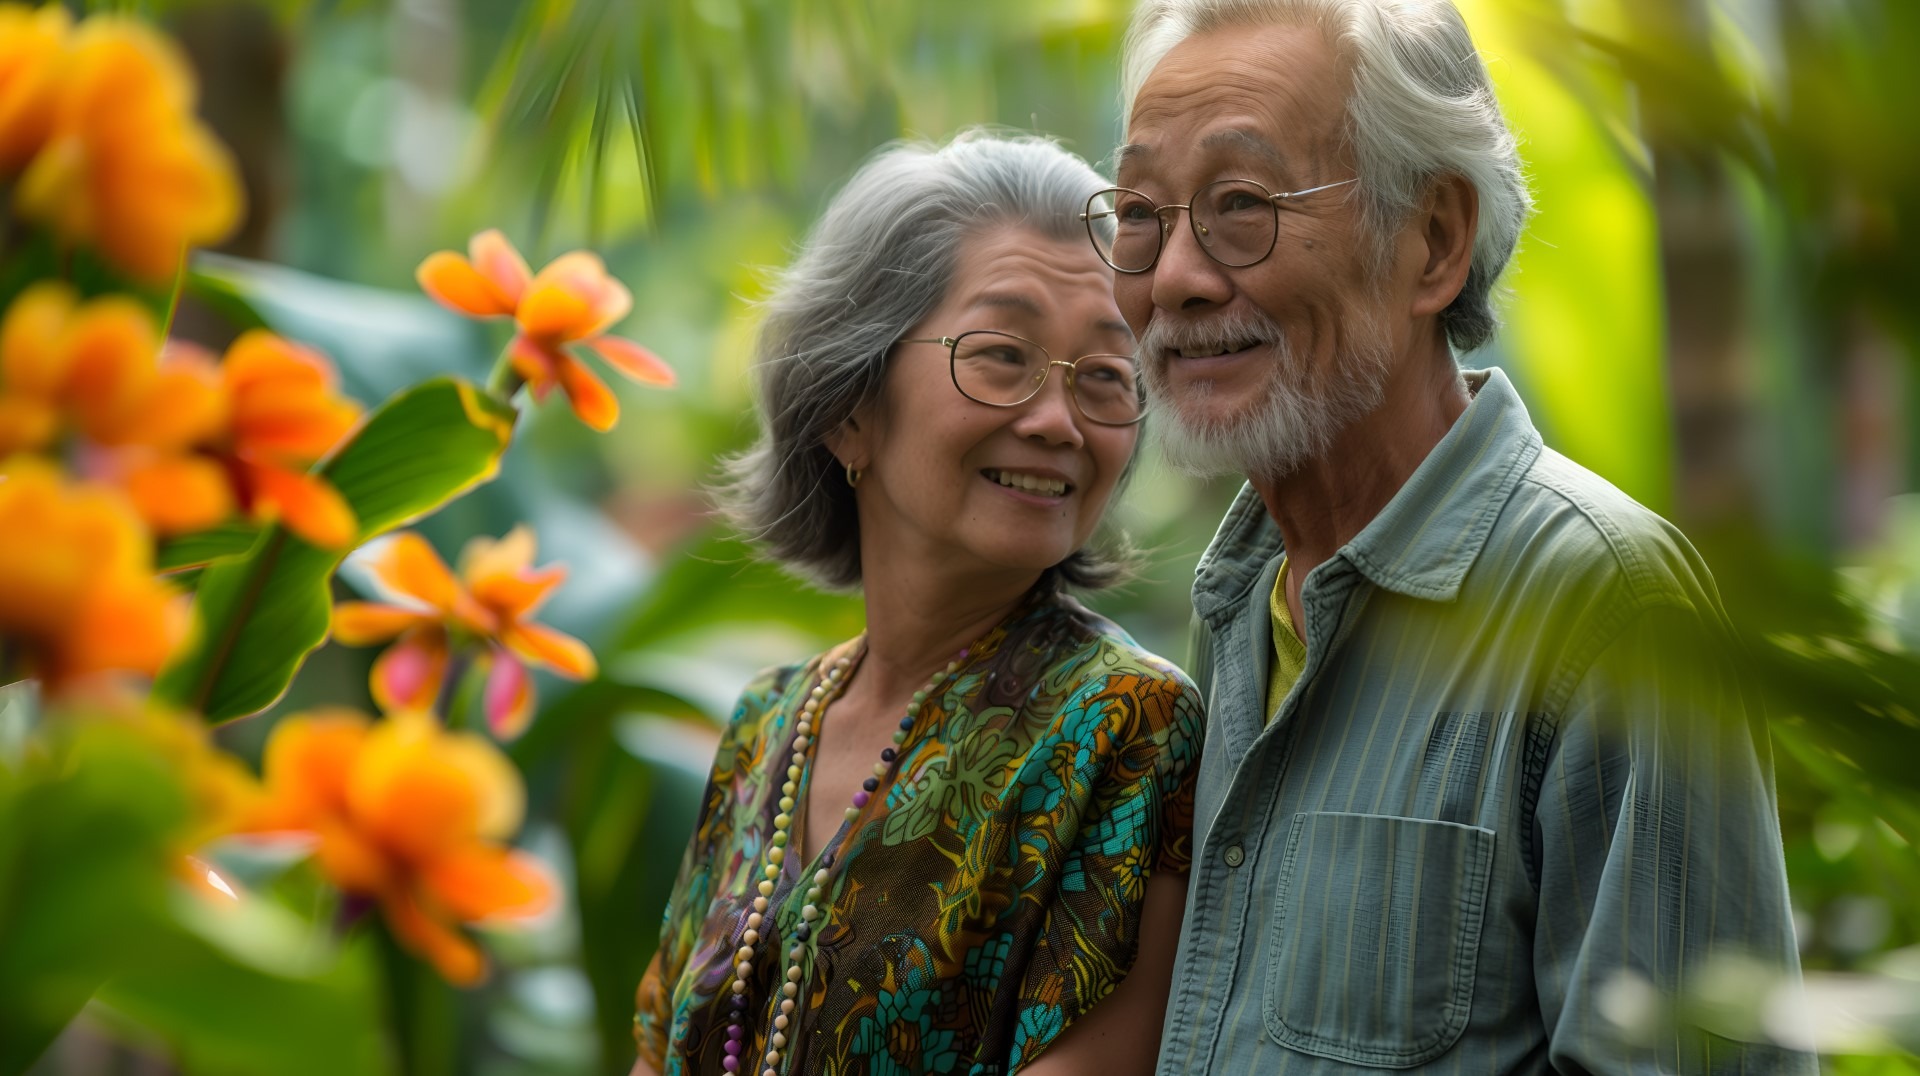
[846,464,862,487]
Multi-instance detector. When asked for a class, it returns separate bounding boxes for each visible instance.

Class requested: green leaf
[96,905,393,1076]
[184,264,272,334]
[0,729,185,1072]
[0,722,391,1075]
[156,378,517,722]
[157,523,261,573]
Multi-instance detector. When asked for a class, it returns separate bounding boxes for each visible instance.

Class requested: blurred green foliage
[3,699,390,1074]
[25,0,1920,1071]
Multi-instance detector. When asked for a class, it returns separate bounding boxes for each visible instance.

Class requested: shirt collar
[1192,367,1541,621]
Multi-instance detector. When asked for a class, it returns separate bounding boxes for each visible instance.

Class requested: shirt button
[1223,844,1245,868]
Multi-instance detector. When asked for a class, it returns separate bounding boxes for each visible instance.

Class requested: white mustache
[1138,309,1286,361]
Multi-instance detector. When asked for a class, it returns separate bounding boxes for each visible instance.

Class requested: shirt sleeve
[632,756,726,1071]
[633,666,793,1070]
[1531,602,1816,1075]
[1006,668,1204,1070]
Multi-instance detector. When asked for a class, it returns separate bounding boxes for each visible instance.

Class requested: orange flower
[12,13,241,282]
[331,527,595,740]
[247,708,554,985]
[0,289,360,547]
[0,458,184,687]
[0,3,71,171]
[416,230,674,431]
[195,331,363,548]
[0,281,178,457]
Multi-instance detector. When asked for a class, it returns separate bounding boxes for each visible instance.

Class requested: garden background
[5,0,1920,1072]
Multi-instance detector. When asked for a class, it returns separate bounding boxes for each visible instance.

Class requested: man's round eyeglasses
[898,331,1145,427]
[1082,177,1358,274]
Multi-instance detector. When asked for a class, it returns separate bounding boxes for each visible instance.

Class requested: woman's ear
[824,412,867,471]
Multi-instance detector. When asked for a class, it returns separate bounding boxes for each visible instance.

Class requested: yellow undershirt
[1266,558,1308,724]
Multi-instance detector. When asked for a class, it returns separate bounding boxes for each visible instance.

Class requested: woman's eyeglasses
[898,330,1145,426]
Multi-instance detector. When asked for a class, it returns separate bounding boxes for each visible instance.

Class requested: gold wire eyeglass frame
[898,331,1146,427]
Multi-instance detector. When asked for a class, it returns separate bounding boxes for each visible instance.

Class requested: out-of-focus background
[34,0,1920,1071]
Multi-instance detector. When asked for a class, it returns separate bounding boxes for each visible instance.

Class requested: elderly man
[1099,1,1812,1072]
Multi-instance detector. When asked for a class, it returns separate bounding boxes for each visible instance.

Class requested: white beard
[1139,306,1393,482]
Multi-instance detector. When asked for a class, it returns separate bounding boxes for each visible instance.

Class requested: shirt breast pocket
[1262,812,1495,1068]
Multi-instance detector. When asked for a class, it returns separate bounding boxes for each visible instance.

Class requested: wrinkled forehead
[1119,21,1350,186]
[1115,128,1297,186]
[942,229,1134,347]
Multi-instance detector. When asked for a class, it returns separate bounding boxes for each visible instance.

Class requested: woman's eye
[1221,192,1263,212]
[1117,201,1155,223]
[986,348,1027,365]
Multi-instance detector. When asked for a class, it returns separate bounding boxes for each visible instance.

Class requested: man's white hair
[1121,0,1532,353]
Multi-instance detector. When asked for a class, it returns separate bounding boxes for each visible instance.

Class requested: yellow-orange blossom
[0,285,364,548]
[417,230,673,431]
[0,459,182,686]
[332,528,597,740]
[248,708,554,985]
[0,6,241,282]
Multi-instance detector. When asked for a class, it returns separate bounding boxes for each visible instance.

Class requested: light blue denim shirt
[1156,368,1812,1074]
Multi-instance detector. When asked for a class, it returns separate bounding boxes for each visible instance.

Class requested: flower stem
[434,650,472,725]
[485,350,524,402]
[160,244,190,340]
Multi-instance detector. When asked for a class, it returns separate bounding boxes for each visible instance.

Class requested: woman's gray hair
[715,131,1136,593]
[1120,0,1532,353]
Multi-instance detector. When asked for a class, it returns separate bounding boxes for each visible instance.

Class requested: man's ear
[1407,173,1478,320]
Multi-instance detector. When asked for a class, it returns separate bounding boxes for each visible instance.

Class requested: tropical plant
[0,6,674,1072]
[10,0,1919,1071]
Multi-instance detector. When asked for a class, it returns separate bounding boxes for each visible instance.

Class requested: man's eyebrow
[1116,132,1291,181]
[1198,129,1292,175]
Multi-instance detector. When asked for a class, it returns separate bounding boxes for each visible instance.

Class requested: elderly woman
[632,133,1202,1076]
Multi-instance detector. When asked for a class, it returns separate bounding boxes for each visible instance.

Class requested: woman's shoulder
[1020,592,1202,698]
[1002,594,1204,776]
[718,655,819,739]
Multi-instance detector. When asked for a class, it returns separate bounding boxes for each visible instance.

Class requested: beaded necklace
[722,639,969,1076]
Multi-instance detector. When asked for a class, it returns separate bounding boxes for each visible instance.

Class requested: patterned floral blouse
[634,590,1204,1075]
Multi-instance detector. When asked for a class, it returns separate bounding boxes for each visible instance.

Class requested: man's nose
[1151,211,1234,313]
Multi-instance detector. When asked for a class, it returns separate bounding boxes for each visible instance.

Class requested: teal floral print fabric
[634,590,1203,1074]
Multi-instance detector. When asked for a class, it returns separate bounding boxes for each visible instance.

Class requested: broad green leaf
[156,378,517,722]
[96,904,393,1076]
[184,265,272,334]
[0,729,184,1072]
[157,522,261,573]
